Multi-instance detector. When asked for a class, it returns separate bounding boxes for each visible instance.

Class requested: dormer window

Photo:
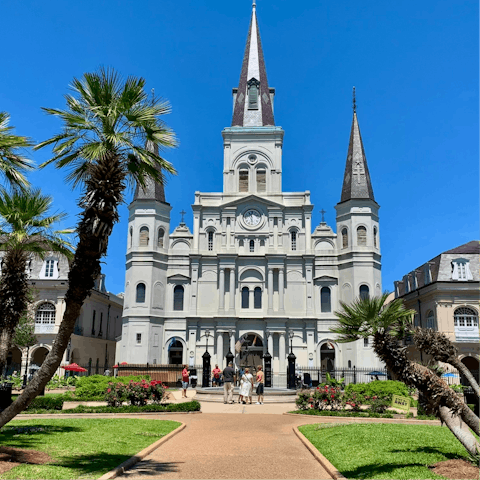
[424,264,432,284]
[41,258,58,279]
[452,258,473,281]
[247,78,260,110]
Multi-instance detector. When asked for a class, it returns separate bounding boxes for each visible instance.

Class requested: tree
[0,68,177,426]
[0,189,72,375]
[331,293,480,457]
[0,112,34,190]
[413,327,480,400]
[12,292,37,349]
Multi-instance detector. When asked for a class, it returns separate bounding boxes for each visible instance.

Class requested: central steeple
[231,1,275,127]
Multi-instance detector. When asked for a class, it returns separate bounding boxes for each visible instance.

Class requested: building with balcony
[393,240,479,377]
[3,251,123,378]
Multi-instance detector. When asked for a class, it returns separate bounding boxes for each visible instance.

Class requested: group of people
[222,362,265,405]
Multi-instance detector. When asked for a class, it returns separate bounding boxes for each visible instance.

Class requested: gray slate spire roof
[133,140,167,203]
[339,111,376,203]
[231,2,275,127]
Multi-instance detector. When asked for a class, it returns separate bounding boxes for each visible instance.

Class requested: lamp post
[22,346,30,389]
[202,329,211,387]
[263,329,272,388]
[287,331,296,389]
[225,329,234,367]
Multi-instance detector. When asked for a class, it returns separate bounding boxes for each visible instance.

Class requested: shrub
[367,397,390,414]
[74,375,150,400]
[296,385,344,412]
[105,379,167,406]
[344,380,410,403]
[26,394,64,410]
[46,374,78,390]
[5,375,22,389]
[290,409,394,418]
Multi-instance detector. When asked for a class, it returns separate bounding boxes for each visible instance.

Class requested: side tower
[118,143,171,364]
[335,94,382,306]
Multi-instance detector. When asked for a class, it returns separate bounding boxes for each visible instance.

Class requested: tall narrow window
[129,227,133,247]
[426,311,435,329]
[136,283,146,303]
[357,226,367,246]
[99,312,103,336]
[208,231,214,251]
[249,240,255,252]
[91,310,96,335]
[452,259,473,281]
[239,170,249,192]
[173,285,184,311]
[44,259,55,277]
[342,229,348,248]
[136,333,142,344]
[158,228,165,248]
[364,337,369,347]
[256,169,266,192]
[248,79,259,109]
[320,287,331,312]
[241,287,249,309]
[139,227,149,246]
[291,231,297,251]
[373,227,378,248]
[254,287,262,309]
[359,285,369,300]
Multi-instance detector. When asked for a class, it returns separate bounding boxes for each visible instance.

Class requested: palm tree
[0,112,34,190]
[331,293,480,456]
[0,188,73,375]
[0,68,177,426]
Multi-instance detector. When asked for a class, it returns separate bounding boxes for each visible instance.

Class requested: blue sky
[1,0,478,295]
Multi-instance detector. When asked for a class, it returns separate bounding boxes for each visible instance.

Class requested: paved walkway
[121,413,332,479]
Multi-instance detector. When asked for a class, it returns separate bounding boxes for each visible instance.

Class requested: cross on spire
[352,86,356,113]
[180,210,186,223]
[320,209,326,223]
[252,0,256,9]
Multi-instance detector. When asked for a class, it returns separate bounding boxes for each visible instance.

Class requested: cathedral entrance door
[168,341,183,365]
[239,334,264,379]
[320,342,335,382]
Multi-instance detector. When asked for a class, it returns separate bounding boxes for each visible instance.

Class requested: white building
[116,3,383,385]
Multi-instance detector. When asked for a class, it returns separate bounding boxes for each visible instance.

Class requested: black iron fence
[295,366,391,387]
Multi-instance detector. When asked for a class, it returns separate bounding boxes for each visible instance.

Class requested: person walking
[255,365,265,404]
[181,365,190,398]
[239,367,254,404]
[212,364,222,386]
[223,361,236,404]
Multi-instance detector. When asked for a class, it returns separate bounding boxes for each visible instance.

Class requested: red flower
[107,388,111,393]
[331,394,335,398]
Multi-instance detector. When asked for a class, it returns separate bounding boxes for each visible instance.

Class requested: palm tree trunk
[0,157,125,428]
[450,357,480,400]
[439,406,480,457]
[0,327,14,377]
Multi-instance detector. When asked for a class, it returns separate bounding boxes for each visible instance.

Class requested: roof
[231,3,275,127]
[443,241,480,255]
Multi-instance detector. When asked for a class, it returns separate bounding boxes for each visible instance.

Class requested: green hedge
[74,375,151,400]
[344,380,410,403]
[22,400,201,415]
[26,394,65,411]
[289,409,394,418]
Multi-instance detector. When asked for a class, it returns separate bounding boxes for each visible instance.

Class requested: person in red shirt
[181,365,190,398]
[212,364,222,386]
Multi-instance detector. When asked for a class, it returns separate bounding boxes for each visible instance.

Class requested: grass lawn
[0,418,181,479]
[298,423,475,480]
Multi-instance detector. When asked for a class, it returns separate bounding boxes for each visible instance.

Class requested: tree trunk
[0,327,14,377]
[0,157,125,428]
[450,357,480,400]
[439,406,480,457]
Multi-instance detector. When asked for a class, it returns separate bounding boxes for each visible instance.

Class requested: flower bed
[105,379,168,406]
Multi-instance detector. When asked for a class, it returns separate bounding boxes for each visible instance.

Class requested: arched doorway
[320,342,335,372]
[239,334,264,372]
[168,340,183,365]
[5,347,22,376]
[31,347,49,368]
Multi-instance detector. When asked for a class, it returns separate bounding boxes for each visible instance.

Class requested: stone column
[279,332,286,384]
[305,214,312,253]
[268,332,274,354]
[221,217,227,247]
[273,218,278,249]
[219,267,225,312]
[193,214,200,250]
[278,218,283,247]
[217,331,224,368]
[249,288,254,310]
[190,261,199,314]
[267,268,274,314]
[305,260,313,315]
[230,217,236,247]
[229,268,235,312]
[279,268,285,313]
[230,332,236,355]
[269,217,274,247]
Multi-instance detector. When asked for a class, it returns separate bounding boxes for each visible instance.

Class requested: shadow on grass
[389,445,463,460]
[50,453,182,477]
[0,424,82,449]
[341,462,429,480]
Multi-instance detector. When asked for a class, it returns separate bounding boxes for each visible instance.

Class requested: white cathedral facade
[116,3,384,386]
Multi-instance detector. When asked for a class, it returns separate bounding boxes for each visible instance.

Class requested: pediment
[314,275,338,282]
[167,273,191,281]
[221,194,284,209]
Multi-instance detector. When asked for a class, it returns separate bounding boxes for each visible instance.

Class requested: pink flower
[107,388,111,393]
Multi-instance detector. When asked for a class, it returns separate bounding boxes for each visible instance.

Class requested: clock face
[243,209,261,227]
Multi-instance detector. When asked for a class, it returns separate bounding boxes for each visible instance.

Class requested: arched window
[139,226,149,246]
[136,283,146,303]
[173,285,184,311]
[241,287,249,309]
[357,226,367,246]
[373,227,378,248]
[426,310,435,329]
[342,228,348,248]
[256,169,266,192]
[129,227,133,248]
[35,303,55,324]
[254,287,262,309]
[158,228,165,248]
[239,170,249,192]
[291,231,297,251]
[359,285,369,300]
[454,307,478,327]
[321,287,331,312]
[208,231,214,251]
[248,79,260,109]
[249,240,255,252]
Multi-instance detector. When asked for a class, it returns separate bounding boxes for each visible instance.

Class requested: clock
[243,209,261,227]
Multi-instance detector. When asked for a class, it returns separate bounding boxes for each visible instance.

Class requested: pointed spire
[231,2,275,127]
[340,91,375,203]
[133,140,167,203]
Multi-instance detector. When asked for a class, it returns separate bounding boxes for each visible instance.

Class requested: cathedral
[116,3,383,386]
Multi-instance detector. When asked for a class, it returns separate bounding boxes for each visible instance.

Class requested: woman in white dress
[239,367,254,404]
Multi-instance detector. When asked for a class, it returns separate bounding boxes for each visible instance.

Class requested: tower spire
[231,2,275,127]
[339,90,375,204]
